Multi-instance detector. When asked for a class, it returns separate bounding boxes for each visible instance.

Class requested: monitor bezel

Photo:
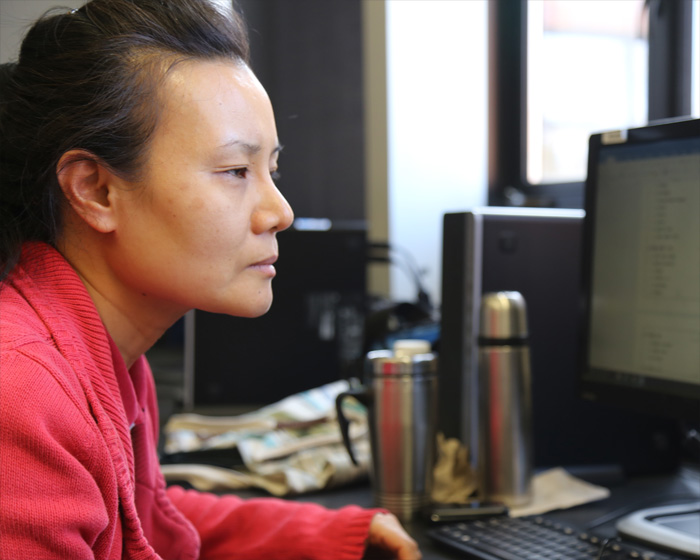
[578,118,700,423]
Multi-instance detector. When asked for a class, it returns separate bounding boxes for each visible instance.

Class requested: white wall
[693,0,700,118]
[386,0,488,307]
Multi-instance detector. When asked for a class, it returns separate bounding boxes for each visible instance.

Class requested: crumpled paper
[430,435,610,516]
[161,439,370,496]
[160,380,370,496]
[431,433,477,503]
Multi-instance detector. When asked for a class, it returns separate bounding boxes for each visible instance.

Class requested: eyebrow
[217,139,284,157]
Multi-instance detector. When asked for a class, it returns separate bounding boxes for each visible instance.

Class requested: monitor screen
[580,118,700,422]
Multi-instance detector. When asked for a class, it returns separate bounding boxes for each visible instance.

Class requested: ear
[57,150,118,233]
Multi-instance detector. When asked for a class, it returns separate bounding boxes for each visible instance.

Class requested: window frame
[487,0,695,209]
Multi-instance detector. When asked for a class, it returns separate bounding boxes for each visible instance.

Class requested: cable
[595,538,612,560]
[367,241,433,314]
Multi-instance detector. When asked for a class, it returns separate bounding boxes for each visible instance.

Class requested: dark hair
[0,0,250,281]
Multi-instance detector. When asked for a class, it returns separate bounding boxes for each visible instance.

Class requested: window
[489,0,700,209]
[526,0,648,184]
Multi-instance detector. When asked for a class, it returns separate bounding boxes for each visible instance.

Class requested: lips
[253,255,278,266]
[249,255,278,277]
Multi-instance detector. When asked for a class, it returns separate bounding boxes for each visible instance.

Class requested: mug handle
[335,387,372,466]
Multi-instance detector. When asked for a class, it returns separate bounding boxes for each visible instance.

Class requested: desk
[227,466,699,559]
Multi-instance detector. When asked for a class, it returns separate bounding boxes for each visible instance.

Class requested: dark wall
[238,0,365,220]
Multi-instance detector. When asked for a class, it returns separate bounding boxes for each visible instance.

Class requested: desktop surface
[219,466,699,559]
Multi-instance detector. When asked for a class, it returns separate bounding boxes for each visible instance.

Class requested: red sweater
[0,243,377,559]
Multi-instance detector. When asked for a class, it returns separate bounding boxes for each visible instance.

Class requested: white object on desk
[508,467,610,517]
[616,501,700,559]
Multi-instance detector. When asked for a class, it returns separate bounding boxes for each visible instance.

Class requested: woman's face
[107,60,294,320]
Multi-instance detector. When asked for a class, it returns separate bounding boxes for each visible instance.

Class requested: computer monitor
[579,118,700,556]
[579,118,700,423]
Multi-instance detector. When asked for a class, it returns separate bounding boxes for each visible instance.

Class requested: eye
[227,167,248,179]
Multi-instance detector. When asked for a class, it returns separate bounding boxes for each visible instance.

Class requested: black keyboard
[428,515,689,560]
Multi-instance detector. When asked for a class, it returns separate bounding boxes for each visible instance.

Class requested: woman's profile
[0,1,420,558]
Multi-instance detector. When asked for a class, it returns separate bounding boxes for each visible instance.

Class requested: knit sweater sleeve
[166,485,381,560]
[0,349,120,560]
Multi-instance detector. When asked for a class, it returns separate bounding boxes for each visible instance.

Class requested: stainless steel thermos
[336,343,438,521]
[477,291,533,507]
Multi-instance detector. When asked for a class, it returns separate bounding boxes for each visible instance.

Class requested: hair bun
[0,62,18,92]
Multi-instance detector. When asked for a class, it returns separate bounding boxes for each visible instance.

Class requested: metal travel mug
[336,348,438,521]
[477,291,533,507]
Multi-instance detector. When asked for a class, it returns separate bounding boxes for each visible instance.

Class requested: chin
[212,299,273,319]
[236,306,272,319]
[198,286,274,318]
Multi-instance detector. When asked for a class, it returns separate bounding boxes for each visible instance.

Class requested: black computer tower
[440,208,680,474]
[185,221,367,408]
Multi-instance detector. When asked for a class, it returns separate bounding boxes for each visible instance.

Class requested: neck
[80,281,165,368]
[57,233,184,369]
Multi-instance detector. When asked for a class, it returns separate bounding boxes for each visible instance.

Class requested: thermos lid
[366,349,437,376]
[479,291,529,341]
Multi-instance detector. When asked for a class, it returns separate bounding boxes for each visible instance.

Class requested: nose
[252,178,294,235]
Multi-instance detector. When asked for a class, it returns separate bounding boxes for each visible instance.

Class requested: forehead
[152,59,276,154]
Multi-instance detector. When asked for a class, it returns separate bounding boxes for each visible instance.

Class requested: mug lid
[393,339,431,357]
[366,349,437,376]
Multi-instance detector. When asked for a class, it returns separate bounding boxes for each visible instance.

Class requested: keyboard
[428,515,690,560]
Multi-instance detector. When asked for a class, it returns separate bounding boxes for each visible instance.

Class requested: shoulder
[1,278,100,443]
[1,281,88,410]
[1,340,101,443]
[1,277,53,352]
[1,266,86,398]
[0,345,118,559]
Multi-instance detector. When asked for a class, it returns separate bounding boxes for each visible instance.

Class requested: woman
[0,1,420,558]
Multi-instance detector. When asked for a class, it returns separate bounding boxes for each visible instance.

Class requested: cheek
[182,202,249,259]
[187,195,206,213]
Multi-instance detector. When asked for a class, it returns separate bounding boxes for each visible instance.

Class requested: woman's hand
[364,512,422,560]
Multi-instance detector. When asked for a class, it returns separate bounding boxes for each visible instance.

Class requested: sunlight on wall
[386,0,487,307]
